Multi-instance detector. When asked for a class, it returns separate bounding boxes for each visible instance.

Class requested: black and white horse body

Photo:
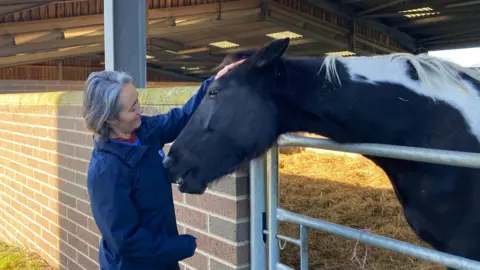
[163,38,480,268]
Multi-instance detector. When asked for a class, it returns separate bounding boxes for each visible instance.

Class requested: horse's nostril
[162,156,174,168]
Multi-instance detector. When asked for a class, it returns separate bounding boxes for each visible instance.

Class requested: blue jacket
[86,77,213,270]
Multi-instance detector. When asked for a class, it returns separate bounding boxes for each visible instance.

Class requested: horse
[163,37,480,268]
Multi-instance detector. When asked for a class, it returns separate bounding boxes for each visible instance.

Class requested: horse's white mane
[319,52,480,93]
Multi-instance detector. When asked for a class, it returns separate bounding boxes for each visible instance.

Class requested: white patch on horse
[319,53,480,142]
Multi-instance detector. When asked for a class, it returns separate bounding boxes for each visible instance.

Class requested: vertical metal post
[300,225,309,270]
[250,155,267,270]
[267,145,279,270]
[103,0,147,88]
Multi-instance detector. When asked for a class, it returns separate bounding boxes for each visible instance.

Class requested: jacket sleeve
[145,76,214,144]
[88,164,196,264]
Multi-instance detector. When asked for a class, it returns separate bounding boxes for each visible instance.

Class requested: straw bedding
[277,142,445,269]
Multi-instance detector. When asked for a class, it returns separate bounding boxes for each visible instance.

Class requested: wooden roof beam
[13,29,63,45]
[298,0,418,51]
[0,3,49,17]
[356,0,411,16]
[360,4,480,18]
[0,44,104,67]
[146,65,202,82]
[0,19,172,57]
[0,0,260,36]
[0,11,261,64]
[0,0,59,5]
[0,35,103,57]
[266,5,406,54]
[398,13,480,28]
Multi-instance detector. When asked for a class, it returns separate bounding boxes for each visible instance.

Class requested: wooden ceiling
[0,0,478,80]
[340,0,480,51]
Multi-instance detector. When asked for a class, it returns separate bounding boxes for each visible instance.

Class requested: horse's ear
[250,38,290,68]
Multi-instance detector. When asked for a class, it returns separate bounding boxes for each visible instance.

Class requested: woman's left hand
[214,59,245,80]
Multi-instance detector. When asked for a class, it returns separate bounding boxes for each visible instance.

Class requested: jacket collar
[93,133,149,168]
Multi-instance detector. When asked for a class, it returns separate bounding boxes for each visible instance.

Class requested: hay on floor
[277,148,445,270]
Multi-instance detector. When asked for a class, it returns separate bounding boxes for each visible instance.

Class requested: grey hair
[82,70,133,140]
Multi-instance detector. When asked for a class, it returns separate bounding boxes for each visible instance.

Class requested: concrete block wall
[0,87,250,270]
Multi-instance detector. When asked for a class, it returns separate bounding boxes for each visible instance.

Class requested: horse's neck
[279,56,480,150]
[277,57,355,143]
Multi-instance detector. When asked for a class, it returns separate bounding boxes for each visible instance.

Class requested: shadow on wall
[54,86,206,269]
[55,100,100,270]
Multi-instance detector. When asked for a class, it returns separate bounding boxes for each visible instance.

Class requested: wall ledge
[0,86,202,106]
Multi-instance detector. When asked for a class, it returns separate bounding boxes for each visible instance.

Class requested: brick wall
[0,87,250,270]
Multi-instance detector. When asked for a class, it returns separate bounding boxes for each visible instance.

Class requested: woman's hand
[214,59,245,80]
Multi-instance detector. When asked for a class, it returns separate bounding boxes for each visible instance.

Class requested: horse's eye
[207,88,219,98]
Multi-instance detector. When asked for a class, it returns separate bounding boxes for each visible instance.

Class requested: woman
[83,61,242,270]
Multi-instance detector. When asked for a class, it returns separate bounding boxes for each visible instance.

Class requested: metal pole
[103,0,115,71]
[103,0,147,88]
[250,155,267,270]
[267,145,280,270]
[300,225,309,270]
[278,208,480,270]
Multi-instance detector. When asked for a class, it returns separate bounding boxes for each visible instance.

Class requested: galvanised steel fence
[249,133,480,270]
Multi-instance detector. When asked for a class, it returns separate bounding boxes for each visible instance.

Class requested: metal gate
[249,133,480,270]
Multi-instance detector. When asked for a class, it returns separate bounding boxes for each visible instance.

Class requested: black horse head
[163,38,291,194]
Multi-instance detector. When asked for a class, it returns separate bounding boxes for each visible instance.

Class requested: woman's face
[109,82,144,137]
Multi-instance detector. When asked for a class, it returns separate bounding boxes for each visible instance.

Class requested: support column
[104,0,148,88]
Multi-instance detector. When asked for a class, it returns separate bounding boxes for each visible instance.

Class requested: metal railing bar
[263,230,301,246]
[277,207,480,270]
[277,134,480,168]
[277,262,295,270]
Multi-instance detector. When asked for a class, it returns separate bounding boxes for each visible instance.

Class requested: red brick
[183,250,208,270]
[186,228,249,265]
[59,216,77,236]
[65,182,88,201]
[75,146,92,161]
[57,118,75,130]
[67,232,89,255]
[76,200,92,217]
[59,240,77,262]
[175,205,207,231]
[88,246,99,263]
[77,225,99,247]
[172,185,184,203]
[74,172,87,186]
[77,251,99,270]
[67,208,88,228]
[41,206,59,225]
[185,193,249,220]
[42,228,59,249]
[87,218,100,236]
